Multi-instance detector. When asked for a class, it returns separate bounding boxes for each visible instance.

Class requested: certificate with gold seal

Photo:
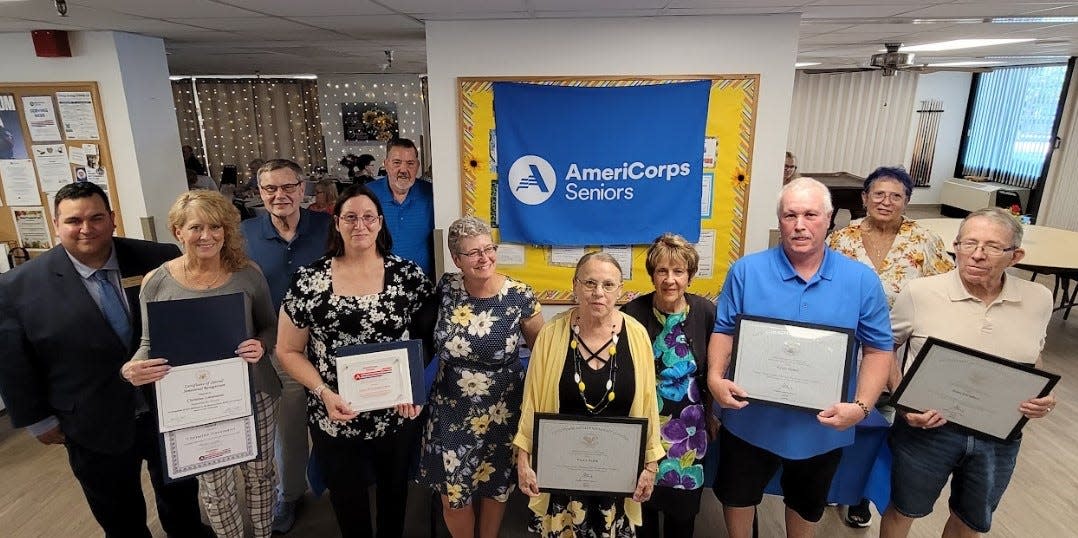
[532,413,646,497]
[729,315,856,413]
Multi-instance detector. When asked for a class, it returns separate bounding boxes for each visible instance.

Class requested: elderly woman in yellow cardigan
[514,252,663,538]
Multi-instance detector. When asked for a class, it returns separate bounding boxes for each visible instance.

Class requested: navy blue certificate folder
[147,292,247,366]
[336,339,428,405]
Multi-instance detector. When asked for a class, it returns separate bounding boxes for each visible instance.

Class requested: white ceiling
[0,0,1075,75]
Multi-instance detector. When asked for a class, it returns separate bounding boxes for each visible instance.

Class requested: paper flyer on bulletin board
[458,76,758,303]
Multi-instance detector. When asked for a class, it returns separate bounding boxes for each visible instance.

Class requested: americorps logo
[508,155,557,205]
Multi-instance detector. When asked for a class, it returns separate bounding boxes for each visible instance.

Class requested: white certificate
[533,414,645,496]
[893,338,1060,441]
[155,357,252,432]
[336,348,412,413]
[164,415,258,480]
[731,315,854,412]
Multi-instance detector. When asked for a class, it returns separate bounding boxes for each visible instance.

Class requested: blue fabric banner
[494,81,710,246]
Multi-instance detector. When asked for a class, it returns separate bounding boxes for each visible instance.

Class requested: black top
[558,323,634,417]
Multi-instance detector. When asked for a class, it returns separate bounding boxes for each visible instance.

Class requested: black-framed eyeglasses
[458,245,498,259]
[259,181,303,194]
[338,213,381,226]
[576,278,621,293]
[953,240,1017,257]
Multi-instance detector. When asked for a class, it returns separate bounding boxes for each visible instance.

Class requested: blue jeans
[889,420,1020,533]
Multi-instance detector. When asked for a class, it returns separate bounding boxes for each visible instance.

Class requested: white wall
[318,75,427,177]
[0,31,186,241]
[425,15,801,259]
[906,72,972,205]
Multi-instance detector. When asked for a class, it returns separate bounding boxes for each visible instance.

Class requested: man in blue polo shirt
[240,158,331,534]
[367,138,435,278]
[707,177,893,538]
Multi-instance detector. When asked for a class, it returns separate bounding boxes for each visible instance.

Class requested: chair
[995,189,1023,214]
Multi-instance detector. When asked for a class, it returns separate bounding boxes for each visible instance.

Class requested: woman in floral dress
[417,216,544,538]
[276,184,435,538]
[827,166,953,528]
[621,233,716,538]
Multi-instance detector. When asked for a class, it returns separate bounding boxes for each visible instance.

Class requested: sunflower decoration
[730,167,749,189]
[462,153,487,173]
[361,108,399,141]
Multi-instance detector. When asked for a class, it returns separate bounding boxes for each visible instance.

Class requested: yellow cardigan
[513,308,664,526]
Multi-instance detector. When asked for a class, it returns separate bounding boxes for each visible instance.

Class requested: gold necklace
[571,318,619,414]
[183,260,224,289]
[861,222,897,265]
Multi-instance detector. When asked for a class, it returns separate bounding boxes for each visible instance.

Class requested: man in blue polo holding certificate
[707,177,894,538]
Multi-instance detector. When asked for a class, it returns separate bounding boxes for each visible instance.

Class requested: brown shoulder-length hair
[325,184,393,258]
[168,190,250,272]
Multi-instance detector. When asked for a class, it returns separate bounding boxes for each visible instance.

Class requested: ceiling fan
[802,43,995,76]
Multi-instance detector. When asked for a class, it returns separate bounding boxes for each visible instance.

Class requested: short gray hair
[447,216,492,254]
[573,251,623,280]
[777,176,833,217]
[959,207,1024,247]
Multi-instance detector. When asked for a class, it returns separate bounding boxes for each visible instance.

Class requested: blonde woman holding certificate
[121,190,281,538]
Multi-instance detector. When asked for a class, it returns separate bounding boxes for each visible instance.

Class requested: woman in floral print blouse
[276,184,435,538]
[827,166,953,528]
[620,233,716,538]
[416,216,544,538]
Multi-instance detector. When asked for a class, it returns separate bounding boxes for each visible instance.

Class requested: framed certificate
[532,413,646,497]
[156,357,253,432]
[163,415,259,480]
[335,339,427,413]
[892,337,1060,442]
[729,315,856,413]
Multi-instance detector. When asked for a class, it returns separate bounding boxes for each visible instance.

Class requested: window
[959,65,1069,189]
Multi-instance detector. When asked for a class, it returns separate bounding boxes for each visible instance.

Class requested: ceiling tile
[211,0,392,17]
[381,0,528,14]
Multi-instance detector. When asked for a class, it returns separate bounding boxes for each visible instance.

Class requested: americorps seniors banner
[493,80,710,246]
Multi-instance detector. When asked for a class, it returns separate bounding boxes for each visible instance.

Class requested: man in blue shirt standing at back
[707,177,894,538]
[367,138,435,278]
[241,158,331,534]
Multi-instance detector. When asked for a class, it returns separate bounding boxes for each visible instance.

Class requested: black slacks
[64,413,212,538]
[310,419,421,538]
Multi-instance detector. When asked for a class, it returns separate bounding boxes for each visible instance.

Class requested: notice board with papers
[458,75,759,303]
[0,81,123,254]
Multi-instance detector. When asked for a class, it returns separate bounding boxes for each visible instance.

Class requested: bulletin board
[0,81,123,253]
[458,75,758,303]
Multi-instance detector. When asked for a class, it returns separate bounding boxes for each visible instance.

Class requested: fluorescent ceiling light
[927,61,1003,67]
[795,62,821,67]
[898,39,1035,52]
[913,18,983,24]
[170,74,318,80]
[992,17,1078,24]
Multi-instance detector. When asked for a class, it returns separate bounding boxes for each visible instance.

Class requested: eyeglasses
[868,191,906,204]
[338,213,381,226]
[458,245,498,259]
[576,278,621,293]
[784,165,798,170]
[954,240,1017,257]
[259,181,303,194]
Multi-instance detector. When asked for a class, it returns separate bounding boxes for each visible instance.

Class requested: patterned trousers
[198,391,279,538]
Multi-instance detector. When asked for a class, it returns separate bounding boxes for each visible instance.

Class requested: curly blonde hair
[168,190,249,272]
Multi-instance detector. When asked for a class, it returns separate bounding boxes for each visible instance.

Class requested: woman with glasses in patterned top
[514,252,663,538]
[827,166,953,528]
[415,216,544,538]
[276,184,436,537]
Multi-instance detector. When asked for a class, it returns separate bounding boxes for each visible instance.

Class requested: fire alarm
[31,30,72,58]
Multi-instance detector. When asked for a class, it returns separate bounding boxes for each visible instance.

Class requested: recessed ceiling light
[927,61,1003,67]
[991,17,1078,24]
[898,39,1035,52]
[795,62,821,67]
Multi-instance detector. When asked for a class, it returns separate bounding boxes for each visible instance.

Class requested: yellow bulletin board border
[458,75,758,304]
[0,81,124,253]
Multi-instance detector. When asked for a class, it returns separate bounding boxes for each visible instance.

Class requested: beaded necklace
[570,320,619,415]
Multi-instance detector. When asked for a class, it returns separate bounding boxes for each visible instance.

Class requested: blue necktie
[92,270,132,345]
